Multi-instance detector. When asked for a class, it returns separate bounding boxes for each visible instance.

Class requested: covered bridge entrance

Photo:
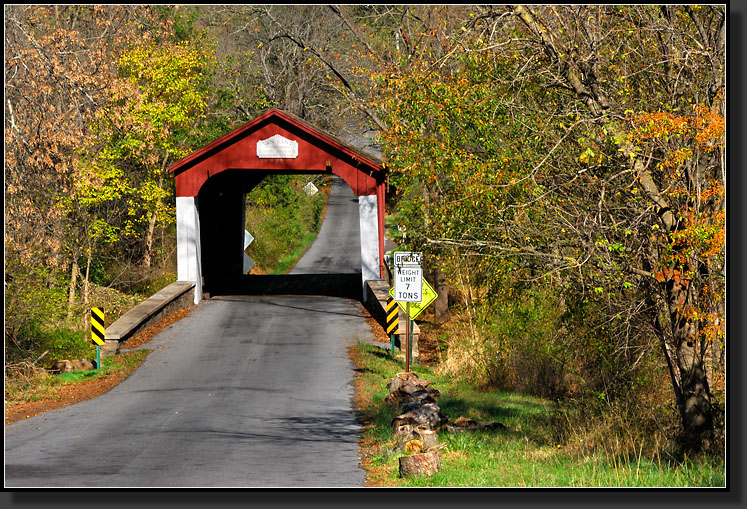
[167,108,386,303]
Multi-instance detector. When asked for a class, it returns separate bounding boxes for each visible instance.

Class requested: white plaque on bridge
[256,134,299,159]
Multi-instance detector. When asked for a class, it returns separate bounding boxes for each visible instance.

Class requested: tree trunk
[82,242,92,329]
[666,281,713,450]
[143,211,157,269]
[67,259,79,319]
[433,264,448,322]
[399,451,441,478]
[675,340,712,450]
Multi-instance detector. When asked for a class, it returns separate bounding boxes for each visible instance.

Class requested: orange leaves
[630,111,688,139]
[630,106,725,272]
[661,148,693,169]
[699,179,726,203]
[629,105,725,153]
[691,104,725,152]
[680,307,725,343]
[654,268,691,287]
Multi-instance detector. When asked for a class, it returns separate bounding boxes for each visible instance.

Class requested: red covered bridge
[167,108,387,301]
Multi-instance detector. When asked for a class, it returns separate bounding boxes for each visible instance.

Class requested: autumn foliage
[5,5,725,455]
[370,5,725,452]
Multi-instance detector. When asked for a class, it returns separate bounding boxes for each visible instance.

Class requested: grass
[269,230,321,274]
[351,342,725,487]
[6,307,193,426]
[54,351,149,384]
[384,215,406,247]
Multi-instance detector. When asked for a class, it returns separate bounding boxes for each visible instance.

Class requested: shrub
[435,279,692,456]
[41,327,95,364]
[437,285,569,399]
[5,257,70,364]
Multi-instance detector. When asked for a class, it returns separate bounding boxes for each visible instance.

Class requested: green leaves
[111,39,214,160]
[578,147,595,164]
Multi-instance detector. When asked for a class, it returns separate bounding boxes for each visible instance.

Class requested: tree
[4,5,153,320]
[506,3,725,452]
[82,35,217,269]
[374,5,725,451]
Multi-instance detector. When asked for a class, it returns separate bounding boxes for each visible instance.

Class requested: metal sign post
[409,315,414,371]
[405,302,411,372]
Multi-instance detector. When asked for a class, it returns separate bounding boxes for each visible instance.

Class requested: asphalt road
[4,176,374,487]
[291,176,361,275]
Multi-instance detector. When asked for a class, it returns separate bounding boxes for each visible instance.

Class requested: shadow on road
[207,273,362,300]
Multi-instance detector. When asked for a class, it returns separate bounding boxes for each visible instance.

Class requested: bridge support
[176,196,203,304]
[359,194,380,301]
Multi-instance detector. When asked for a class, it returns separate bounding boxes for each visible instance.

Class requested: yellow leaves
[578,147,595,164]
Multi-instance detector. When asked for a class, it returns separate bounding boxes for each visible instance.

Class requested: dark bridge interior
[205,273,362,300]
[197,170,362,301]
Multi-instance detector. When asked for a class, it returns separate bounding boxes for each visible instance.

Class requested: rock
[385,373,441,412]
[71,359,94,371]
[53,359,95,373]
[392,424,439,451]
[391,401,446,430]
[386,372,446,471]
[101,340,120,358]
[54,360,74,373]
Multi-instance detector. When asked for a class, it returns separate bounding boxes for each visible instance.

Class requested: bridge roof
[168,108,384,197]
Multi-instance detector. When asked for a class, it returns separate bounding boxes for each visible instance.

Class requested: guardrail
[101,281,196,357]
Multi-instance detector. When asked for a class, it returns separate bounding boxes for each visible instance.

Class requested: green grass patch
[384,215,406,246]
[53,350,149,384]
[352,342,725,487]
[269,230,320,275]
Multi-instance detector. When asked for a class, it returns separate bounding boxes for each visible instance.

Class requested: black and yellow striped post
[91,307,105,370]
[386,296,399,357]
